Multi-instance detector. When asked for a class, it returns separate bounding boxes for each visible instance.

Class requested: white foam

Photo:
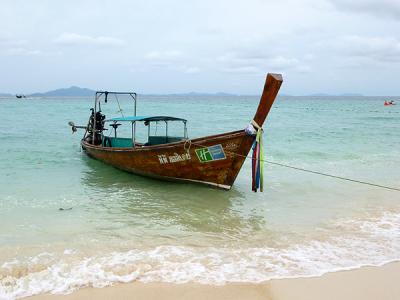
[1,212,399,300]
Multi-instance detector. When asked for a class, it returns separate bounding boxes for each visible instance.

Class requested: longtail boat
[69,73,283,190]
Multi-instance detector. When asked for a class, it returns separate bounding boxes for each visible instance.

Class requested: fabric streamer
[252,140,257,191]
[251,127,264,192]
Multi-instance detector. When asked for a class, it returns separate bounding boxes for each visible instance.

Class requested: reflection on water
[80,157,269,248]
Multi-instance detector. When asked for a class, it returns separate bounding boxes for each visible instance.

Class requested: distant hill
[29,86,96,97]
[307,93,364,97]
[1,88,366,98]
[307,93,332,97]
[162,92,238,96]
[339,93,364,97]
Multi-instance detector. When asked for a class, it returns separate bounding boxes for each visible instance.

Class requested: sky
[0,0,399,95]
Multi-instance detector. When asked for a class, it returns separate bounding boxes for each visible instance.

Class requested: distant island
[149,92,238,96]
[306,93,364,97]
[29,86,96,97]
[0,86,96,97]
[0,86,365,98]
[1,87,242,98]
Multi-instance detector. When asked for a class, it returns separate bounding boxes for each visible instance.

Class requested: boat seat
[109,123,122,137]
[109,123,122,129]
[103,137,133,148]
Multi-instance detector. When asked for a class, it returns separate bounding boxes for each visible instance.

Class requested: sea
[0,95,399,299]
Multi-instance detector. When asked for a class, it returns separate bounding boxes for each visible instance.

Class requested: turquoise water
[1,95,400,298]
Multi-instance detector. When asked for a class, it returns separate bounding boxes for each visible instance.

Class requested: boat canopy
[105,116,187,123]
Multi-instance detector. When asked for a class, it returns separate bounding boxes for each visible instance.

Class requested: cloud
[216,51,311,74]
[330,35,400,64]
[3,47,42,56]
[183,67,200,74]
[0,36,58,57]
[142,50,200,73]
[144,50,182,60]
[1,0,399,94]
[329,0,400,20]
[0,37,27,47]
[54,33,125,47]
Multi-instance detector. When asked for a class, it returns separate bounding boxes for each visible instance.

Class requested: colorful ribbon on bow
[251,127,264,192]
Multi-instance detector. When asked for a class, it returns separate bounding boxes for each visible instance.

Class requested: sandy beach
[28,261,399,300]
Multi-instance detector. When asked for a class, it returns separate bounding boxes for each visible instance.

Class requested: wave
[1,212,399,299]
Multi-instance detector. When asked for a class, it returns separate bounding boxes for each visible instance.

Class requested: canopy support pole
[134,121,136,147]
[165,121,168,143]
[93,93,98,145]
[184,121,187,139]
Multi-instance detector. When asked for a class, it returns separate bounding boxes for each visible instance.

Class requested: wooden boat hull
[82,130,254,190]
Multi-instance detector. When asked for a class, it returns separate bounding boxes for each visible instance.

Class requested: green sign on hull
[195,144,226,163]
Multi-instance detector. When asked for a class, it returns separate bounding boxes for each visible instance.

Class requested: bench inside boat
[102,115,188,148]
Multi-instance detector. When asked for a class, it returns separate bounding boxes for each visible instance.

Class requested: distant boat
[16,94,26,99]
[384,100,395,106]
[69,73,283,190]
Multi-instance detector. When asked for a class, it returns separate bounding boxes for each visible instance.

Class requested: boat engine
[86,108,106,145]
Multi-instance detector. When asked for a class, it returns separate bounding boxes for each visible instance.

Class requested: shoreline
[28,261,399,300]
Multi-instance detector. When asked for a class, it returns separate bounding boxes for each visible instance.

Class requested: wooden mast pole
[252,73,283,128]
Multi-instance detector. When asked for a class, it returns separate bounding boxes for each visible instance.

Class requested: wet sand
[29,261,399,300]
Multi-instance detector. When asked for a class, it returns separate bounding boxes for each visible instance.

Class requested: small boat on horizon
[69,73,283,190]
[384,100,396,106]
[16,94,26,99]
